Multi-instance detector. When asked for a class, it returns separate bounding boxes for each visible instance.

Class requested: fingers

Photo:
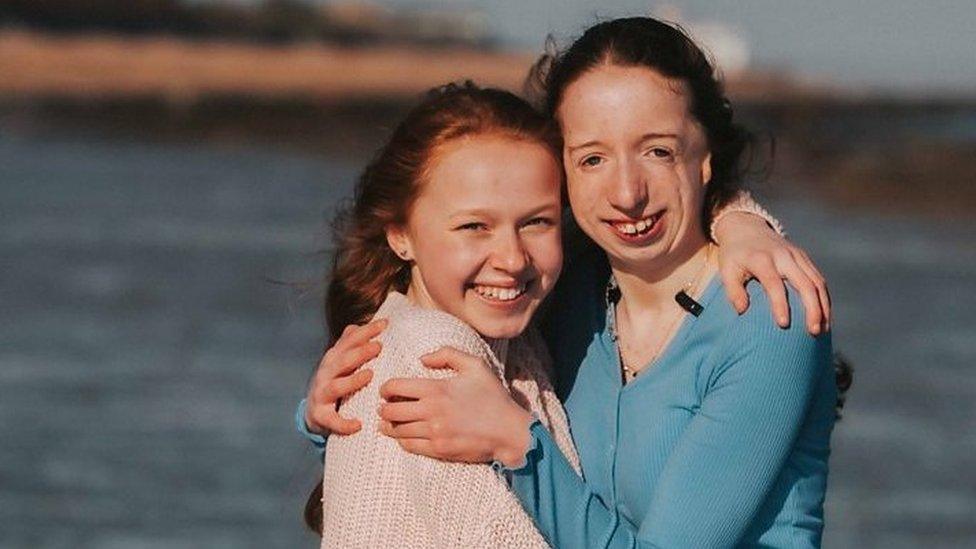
[335,318,388,354]
[336,341,383,376]
[328,413,364,436]
[394,437,439,459]
[327,368,374,401]
[420,347,483,373]
[306,404,362,436]
[314,320,385,379]
[794,250,831,330]
[378,399,427,423]
[750,255,791,328]
[776,257,822,335]
[378,419,431,439]
[719,264,750,314]
[380,377,442,401]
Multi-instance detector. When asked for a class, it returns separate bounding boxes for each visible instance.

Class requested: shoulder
[704,279,832,383]
[377,293,490,361]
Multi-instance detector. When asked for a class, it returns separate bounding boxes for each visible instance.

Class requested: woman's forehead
[558,65,700,145]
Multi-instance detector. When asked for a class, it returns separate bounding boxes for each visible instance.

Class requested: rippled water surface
[2,131,974,548]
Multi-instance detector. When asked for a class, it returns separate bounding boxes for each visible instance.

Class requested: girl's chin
[463,308,533,340]
[472,324,526,340]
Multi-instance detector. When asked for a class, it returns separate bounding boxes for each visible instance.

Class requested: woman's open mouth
[605,211,665,243]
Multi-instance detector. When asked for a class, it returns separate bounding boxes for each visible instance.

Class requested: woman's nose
[608,159,649,213]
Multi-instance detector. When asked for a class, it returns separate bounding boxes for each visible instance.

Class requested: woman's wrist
[710,191,785,244]
[492,404,534,468]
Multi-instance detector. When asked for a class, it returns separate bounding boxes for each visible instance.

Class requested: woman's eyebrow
[566,140,603,154]
[639,132,680,142]
[568,133,682,154]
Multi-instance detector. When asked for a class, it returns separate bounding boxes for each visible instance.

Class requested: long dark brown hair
[526,16,851,413]
[304,81,559,534]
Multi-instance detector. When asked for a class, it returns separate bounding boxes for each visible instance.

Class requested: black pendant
[675,290,704,317]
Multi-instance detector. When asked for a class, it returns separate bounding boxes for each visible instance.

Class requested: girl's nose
[491,232,529,273]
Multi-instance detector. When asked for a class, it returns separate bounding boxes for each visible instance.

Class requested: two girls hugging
[298,17,846,549]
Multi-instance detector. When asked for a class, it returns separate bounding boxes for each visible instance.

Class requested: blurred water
[1,130,974,548]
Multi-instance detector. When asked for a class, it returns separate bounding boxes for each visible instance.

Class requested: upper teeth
[615,215,657,235]
[473,284,527,301]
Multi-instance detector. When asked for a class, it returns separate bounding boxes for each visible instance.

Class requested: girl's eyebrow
[448,202,559,222]
[448,208,493,220]
[518,202,562,221]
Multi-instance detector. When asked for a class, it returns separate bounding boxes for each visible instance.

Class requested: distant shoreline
[0,29,533,103]
[2,29,974,219]
[6,28,960,106]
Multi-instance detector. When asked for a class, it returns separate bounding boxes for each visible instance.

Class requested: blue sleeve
[510,423,629,549]
[295,398,326,454]
[511,293,831,548]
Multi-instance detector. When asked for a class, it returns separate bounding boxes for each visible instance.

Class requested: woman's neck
[609,234,714,317]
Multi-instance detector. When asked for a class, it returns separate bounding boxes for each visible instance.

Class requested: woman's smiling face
[558,64,713,275]
[387,133,563,339]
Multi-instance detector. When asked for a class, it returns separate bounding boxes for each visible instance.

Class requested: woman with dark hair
[304,17,841,548]
[367,18,837,548]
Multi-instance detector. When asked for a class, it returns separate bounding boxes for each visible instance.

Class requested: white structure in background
[653,4,750,77]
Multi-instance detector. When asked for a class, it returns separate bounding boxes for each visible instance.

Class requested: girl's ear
[385,225,413,261]
[700,151,713,186]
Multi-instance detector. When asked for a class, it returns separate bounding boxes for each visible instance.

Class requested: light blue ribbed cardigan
[510,247,836,548]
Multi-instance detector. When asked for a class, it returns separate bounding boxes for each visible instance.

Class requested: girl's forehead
[411,135,561,215]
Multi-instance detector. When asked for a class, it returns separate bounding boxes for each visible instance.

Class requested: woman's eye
[580,155,603,168]
[456,222,488,231]
[649,147,674,159]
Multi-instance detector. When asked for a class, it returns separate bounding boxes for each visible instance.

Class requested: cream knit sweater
[320,292,580,548]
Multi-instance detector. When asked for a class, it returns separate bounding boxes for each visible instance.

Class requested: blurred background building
[1,1,974,547]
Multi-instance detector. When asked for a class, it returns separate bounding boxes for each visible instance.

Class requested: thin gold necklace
[617,244,713,383]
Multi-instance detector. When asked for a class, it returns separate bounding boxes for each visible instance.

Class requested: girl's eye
[524,217,554,228]
[580,155,603,168]
[456,222,488,231]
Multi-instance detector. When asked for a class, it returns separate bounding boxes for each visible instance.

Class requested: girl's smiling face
[558,64,713,275]
[387,133,563,339]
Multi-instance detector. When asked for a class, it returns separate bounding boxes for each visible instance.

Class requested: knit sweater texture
[320,292,580,548]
